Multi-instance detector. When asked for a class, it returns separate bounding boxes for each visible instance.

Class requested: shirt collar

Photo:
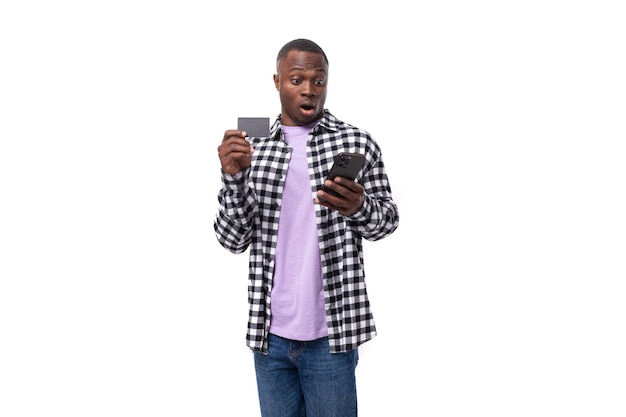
[270,109,340,139]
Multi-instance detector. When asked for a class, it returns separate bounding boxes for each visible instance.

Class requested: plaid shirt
[214,110,399,353]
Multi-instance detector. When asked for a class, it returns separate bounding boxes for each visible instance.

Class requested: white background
[1,1,625,416]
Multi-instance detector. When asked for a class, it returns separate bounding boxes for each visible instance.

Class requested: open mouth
[300,103,316,116]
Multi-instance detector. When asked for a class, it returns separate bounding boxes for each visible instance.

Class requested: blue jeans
[253,334,359,417]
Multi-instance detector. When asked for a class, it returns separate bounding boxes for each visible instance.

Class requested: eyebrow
[289,66,327,73]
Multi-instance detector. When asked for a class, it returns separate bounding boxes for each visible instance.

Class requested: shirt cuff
[347,194,371,223]
[221,168,250,191]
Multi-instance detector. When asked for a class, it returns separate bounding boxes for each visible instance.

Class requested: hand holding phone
[320,152,365,198]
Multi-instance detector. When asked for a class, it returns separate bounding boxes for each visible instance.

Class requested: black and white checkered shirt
[214,110,399,353]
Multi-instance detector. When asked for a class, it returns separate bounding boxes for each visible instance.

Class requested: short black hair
[276,38,329,66]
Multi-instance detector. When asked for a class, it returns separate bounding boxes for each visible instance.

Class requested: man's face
[273,50,328,126]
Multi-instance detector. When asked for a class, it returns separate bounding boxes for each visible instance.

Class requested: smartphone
[238,117,270,138]
[320,152,366,198]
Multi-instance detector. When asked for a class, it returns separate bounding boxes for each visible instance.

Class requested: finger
[317,189,348,207]
[321,179,352,199]
[218,138,254,156]
[222,129,248,142]
[333,176,361,192]
[316,195,355,216]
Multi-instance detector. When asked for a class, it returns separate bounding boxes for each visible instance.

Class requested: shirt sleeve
[347,150,400,241]
[213,168,257,253]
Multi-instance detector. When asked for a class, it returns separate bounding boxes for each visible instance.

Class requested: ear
[273,74,279,91]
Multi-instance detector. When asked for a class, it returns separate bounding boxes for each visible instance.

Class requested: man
[214,38,399,417]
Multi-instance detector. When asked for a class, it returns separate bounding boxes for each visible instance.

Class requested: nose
[301,80,316,97]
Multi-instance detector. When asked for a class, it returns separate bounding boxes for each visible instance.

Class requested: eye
[315,80,325,86]
[291,78,302,85]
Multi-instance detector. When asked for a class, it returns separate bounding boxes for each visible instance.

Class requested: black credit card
[237,117,270,137]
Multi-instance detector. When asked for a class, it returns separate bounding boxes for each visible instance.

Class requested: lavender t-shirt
[269,123,328,341]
